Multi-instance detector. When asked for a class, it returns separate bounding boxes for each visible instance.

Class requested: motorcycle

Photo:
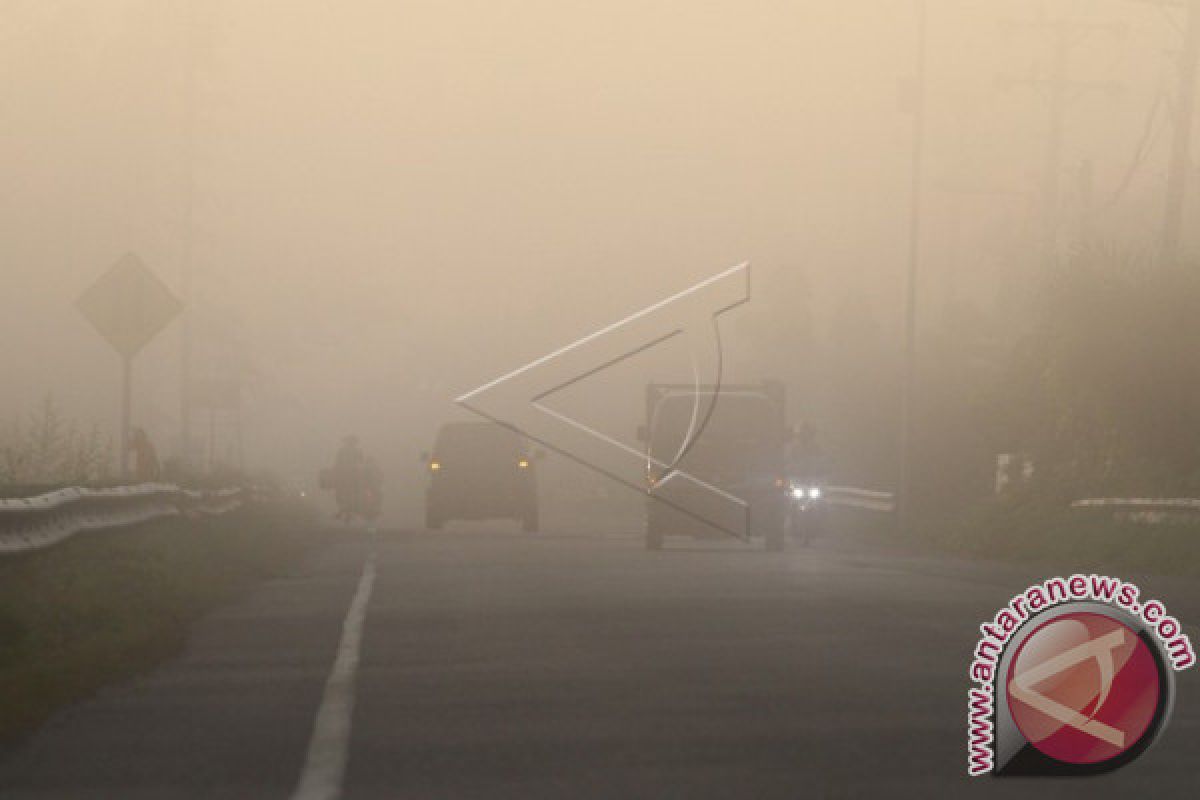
[320,466,382,525]
[786,481,826,546]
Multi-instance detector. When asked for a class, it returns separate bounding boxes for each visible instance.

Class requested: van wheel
[425,509,442,530]
[522,509,539,533]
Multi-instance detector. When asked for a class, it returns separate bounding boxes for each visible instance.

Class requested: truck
[637,380,800,551]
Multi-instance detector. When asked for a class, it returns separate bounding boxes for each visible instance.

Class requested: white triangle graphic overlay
[456,263,751,538]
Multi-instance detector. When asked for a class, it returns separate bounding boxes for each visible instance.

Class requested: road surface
[1,524,1197,798]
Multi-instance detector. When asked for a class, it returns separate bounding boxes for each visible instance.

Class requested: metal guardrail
[0,483,246,555]
[1071,497,1200,525]
[1072,497,1200,512]
[819,493,1196,517]
[824,486,896,512]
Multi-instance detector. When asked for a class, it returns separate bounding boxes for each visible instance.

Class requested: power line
[1129,0,1200,268]
[999,12,1124,267]
[1103,84,1167,209]
[897,0,927,527]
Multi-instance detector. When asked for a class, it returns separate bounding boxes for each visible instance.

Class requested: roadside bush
[992,245,1200,498]
[0,395,113,486]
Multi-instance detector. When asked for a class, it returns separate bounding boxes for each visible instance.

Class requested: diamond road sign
[76,253,183,359]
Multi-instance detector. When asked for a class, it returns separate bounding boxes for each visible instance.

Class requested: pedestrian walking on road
[129,427,161,483]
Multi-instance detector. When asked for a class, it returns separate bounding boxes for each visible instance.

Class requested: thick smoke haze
[1,1,1188,521]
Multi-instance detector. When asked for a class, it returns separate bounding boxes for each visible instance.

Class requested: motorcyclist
[788,422,829,485]
[361,456,383,522]
[786,422,829,544]
[333,435,367,521]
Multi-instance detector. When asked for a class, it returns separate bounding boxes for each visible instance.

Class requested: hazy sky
[1,0,1188,512]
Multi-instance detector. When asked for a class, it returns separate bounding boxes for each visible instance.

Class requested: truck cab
[639,381,792,550]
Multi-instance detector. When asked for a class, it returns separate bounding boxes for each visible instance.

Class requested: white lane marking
[292,548,377,800]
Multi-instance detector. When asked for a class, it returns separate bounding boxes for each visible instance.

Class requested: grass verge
[892,496,1200,577]
[0,501,322,747]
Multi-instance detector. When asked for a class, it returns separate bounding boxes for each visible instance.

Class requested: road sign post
[77,253,183,480]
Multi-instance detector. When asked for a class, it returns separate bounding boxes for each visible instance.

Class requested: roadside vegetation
[908,247,1200,507]
[820,246,1200,572]
[898,497,1200,578]
[0,395,113,488]
[0,502,320,747]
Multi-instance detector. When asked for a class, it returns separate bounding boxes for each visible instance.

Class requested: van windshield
[433,423,524,465]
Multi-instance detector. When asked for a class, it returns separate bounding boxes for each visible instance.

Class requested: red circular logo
[1006,612,1161,765]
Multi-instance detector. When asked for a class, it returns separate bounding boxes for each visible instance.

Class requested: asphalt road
[1,523,1198,798]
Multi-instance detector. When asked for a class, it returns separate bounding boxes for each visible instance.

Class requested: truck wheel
[425,509,442,530]
[645,526,664,551]
[522,508,540,533]
[765,521,787,552]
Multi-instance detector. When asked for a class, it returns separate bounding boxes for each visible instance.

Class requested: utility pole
[898,0,927,527]
[1158,0,1200,267]
[1000,13,1123,269]
[1077,158,1096,246]
[178,0,215,471]
[1043,18,1068,267]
